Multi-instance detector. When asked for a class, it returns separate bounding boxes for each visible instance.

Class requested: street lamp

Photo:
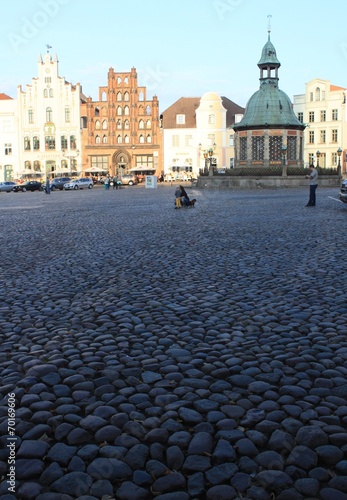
[337,147,342,175]
[281,145,287,176]
[62,149,80,176]
[316,150,320,168]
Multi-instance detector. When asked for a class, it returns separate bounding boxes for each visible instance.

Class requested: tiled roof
[0,93,13,100]
[330,85,346,91]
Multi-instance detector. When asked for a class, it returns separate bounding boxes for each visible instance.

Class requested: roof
[330,84,346,92]
[161,96,245,129]
[258,36,281,69]
[0,93,13,100]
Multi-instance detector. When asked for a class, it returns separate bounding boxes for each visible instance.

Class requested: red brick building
[81,67,162,178]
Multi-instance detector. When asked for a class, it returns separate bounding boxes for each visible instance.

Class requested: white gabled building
[17,51,86,180]
[293,78,347,172]
[0,93,19,181]
[161,92,244,181]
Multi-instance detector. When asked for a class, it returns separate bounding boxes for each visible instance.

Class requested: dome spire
[267,14,272,40]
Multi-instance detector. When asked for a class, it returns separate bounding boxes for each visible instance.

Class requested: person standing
[305,164,318,207]
[45,177,50,194]
[113,174,119,189]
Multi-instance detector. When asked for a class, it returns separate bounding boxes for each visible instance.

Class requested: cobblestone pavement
[1,185,347,500]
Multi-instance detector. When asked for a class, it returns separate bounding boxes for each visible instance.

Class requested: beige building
[0,93,18,181]
[161,92,244,180]
[17,51,85,179]
[293,78,347,172]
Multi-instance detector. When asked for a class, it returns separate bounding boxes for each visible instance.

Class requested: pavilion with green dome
[233,30,305,169]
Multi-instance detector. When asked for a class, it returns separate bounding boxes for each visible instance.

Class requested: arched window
[101,91,107,102]
[95,135,100,144]
[147,134,152,143]
[117,77,122,84]
[117,92,122,102]
[102,135,108,143]
[315,87,320,101]
[139,134,144,144]
[124,120,130,129]
[139,120,144,129]
[146,119,151,128]
[44,89,48,98]
[124,135,129,144]
[33,136,40,150]
[146,105,151,115]
[117,119,122,129]
[124,77,128,84]
[28,109,34,123]
[95,120,101,130]
[124,106,130,116]
[24,161,31,170]
[124,91,129,102]
[117,135,122,144]
[102,120,107,130]
[139,91,144,101]
[49,89,53,98]
[24,137,31,151]
[46,107,53,122]
[117,106,122,116]
[70,136,76,149]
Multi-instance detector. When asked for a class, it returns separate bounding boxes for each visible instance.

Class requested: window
[65,108,70,122]
[310,92,313,102]
[45,77,51,84]
[139,120,144,129]
[146,120,151,129]
[24,161,31,170]
[70,136,76,149]
[309,131,315,144]
[287,136,297,160]
[297,112,303,123]
[320,110,326,122]
[309,111,314,123]
[176,114,185,125]
[240,137,247,161]
[95,135,100,144]
[229,135,234,147]
[49,89,53,98]
[139,134,144,144]
[208,114,215,125]
[33,136,40,150]
[5,143,12,155]
[102,135,108,144]
[124,106,130,116]
[136,155,153,168]
[117,106,122,116]
[24,137,31,151]
[44,89,48,98]
[102,120,107,130]
[34,161,41,172]
[146,105,151,115]
[61,136,68,149]
[124,92,129,102]
[185,135,193,147]
[332,129,338,143]
[146,134,152,143]
[269,136,282,161]
[252,136,264,161]
[46,107,52,122]
[124,120,130,130]
[95,120,101,130]
[172,135,179,147]
[28,109,34,123]
[320,130,326,143]
[101,91,107,102]
[315,87,320,101]
[94,107,100,117]
[332,152,337,166]
[117,92,122,102]
[332,109,338,121]
[117,120,122,129]
[45,136,55,150]
[124,135,129,144]
[117,135,122,144]
[91,156,109,171]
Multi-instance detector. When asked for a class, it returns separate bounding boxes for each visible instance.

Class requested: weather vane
[46,44,52,53]
[267,14,272,34]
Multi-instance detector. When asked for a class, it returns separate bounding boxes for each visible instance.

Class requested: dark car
[0,181,17,192]
[50,177,71,191]
[13,181,43,192]
[339,179,347,203]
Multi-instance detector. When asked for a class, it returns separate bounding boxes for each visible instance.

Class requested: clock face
[45,68,50,73]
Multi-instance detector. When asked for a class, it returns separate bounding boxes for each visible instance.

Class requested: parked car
[120,174,139,186]
[0,181,17,192]
[339,179,347,204]
[64,178,93,190]
[50,177,71,191]
[12,181,43,192]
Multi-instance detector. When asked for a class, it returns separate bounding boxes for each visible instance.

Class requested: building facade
[17,52,85,180]
[233,32,305,168]
[161,93,244,180]
[293,79,347,172]
[81,67,161,178]
[0,93,18,181]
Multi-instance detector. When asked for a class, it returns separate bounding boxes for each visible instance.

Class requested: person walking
[45,177,50,194]
[113,175,119,189]
[305,164,318,207]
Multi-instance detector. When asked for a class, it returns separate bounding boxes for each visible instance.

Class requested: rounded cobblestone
[1,186,347,498]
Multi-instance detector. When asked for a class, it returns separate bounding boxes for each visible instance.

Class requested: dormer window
[176,114,185,125]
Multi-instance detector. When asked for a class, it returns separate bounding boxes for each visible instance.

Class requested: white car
[64,178,93,190]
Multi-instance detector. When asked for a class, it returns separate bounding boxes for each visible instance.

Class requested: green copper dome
[234,34,304,131]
